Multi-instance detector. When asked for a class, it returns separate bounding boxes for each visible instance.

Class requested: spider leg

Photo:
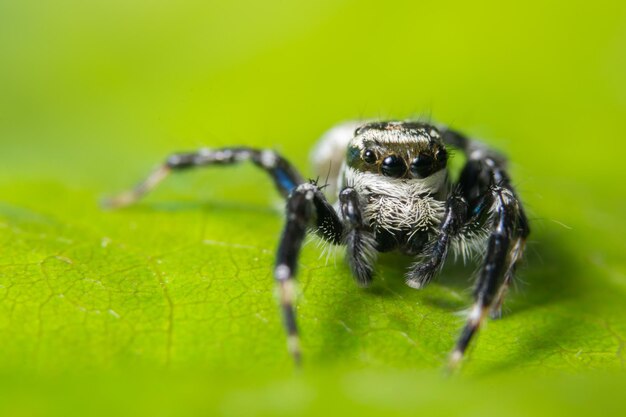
[432,126,530,367]
[275,183,343,364]
[490,205,530,318]
[102,147,304,208]
[405,191,468,288]
[339,188,377,287]
[449,185,520,367]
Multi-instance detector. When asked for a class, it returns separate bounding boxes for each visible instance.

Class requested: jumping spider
[104,120,529,368]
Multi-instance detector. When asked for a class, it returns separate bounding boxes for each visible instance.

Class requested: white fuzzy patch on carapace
[356,127,433,145]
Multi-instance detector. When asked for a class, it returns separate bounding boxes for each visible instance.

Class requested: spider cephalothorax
[105,120,530,368]
[347,121,448,179]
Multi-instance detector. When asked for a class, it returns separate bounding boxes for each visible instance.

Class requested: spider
[104,120,530,368]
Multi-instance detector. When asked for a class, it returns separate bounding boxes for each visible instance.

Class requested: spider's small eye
[435,147,448,161]
[410,154,434,178]
[381,155,406,177]
[363,149,377,164]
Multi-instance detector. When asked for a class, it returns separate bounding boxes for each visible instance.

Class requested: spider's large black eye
[381,155,406,177]
[363,149,377,164]
[410,154,434,178]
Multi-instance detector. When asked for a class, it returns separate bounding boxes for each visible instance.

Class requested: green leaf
[1,0,626,415]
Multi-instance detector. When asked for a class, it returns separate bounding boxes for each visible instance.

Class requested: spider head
[346,121,448,179]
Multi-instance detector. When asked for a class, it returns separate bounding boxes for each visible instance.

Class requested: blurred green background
[1,0,626,415]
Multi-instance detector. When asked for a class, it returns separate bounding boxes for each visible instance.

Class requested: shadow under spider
[310,222,609,369]
[365,225,590,318]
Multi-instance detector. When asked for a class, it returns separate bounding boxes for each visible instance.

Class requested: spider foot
[447,349,464,373]
[489,305,503,320]
[405,261,439,289]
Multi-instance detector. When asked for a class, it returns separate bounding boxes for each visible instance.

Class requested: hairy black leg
[405,190,469,289]
[458,155,529,320]
[102,147,304,208]
[438,126,530,367]
[339,188,377,287]
[491,206,530,318]
[449,187,520,368]
[274,183,343,364]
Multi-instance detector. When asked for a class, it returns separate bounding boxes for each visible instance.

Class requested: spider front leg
[102,147,304,208]
[405,191,469,289]
[274,183,343,364]
[340,188,377,287]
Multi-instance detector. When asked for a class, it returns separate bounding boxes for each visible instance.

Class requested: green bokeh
[1,0,625,415]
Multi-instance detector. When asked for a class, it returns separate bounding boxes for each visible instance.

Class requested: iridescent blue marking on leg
[275,168,298,193]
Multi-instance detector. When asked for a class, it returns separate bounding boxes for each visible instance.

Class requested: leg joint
[339,187,363,227]
[165,152,198,169]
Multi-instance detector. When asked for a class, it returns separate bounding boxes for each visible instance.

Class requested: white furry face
[341,166,448,235]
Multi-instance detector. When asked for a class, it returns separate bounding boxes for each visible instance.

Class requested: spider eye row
[361,148,447,178]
